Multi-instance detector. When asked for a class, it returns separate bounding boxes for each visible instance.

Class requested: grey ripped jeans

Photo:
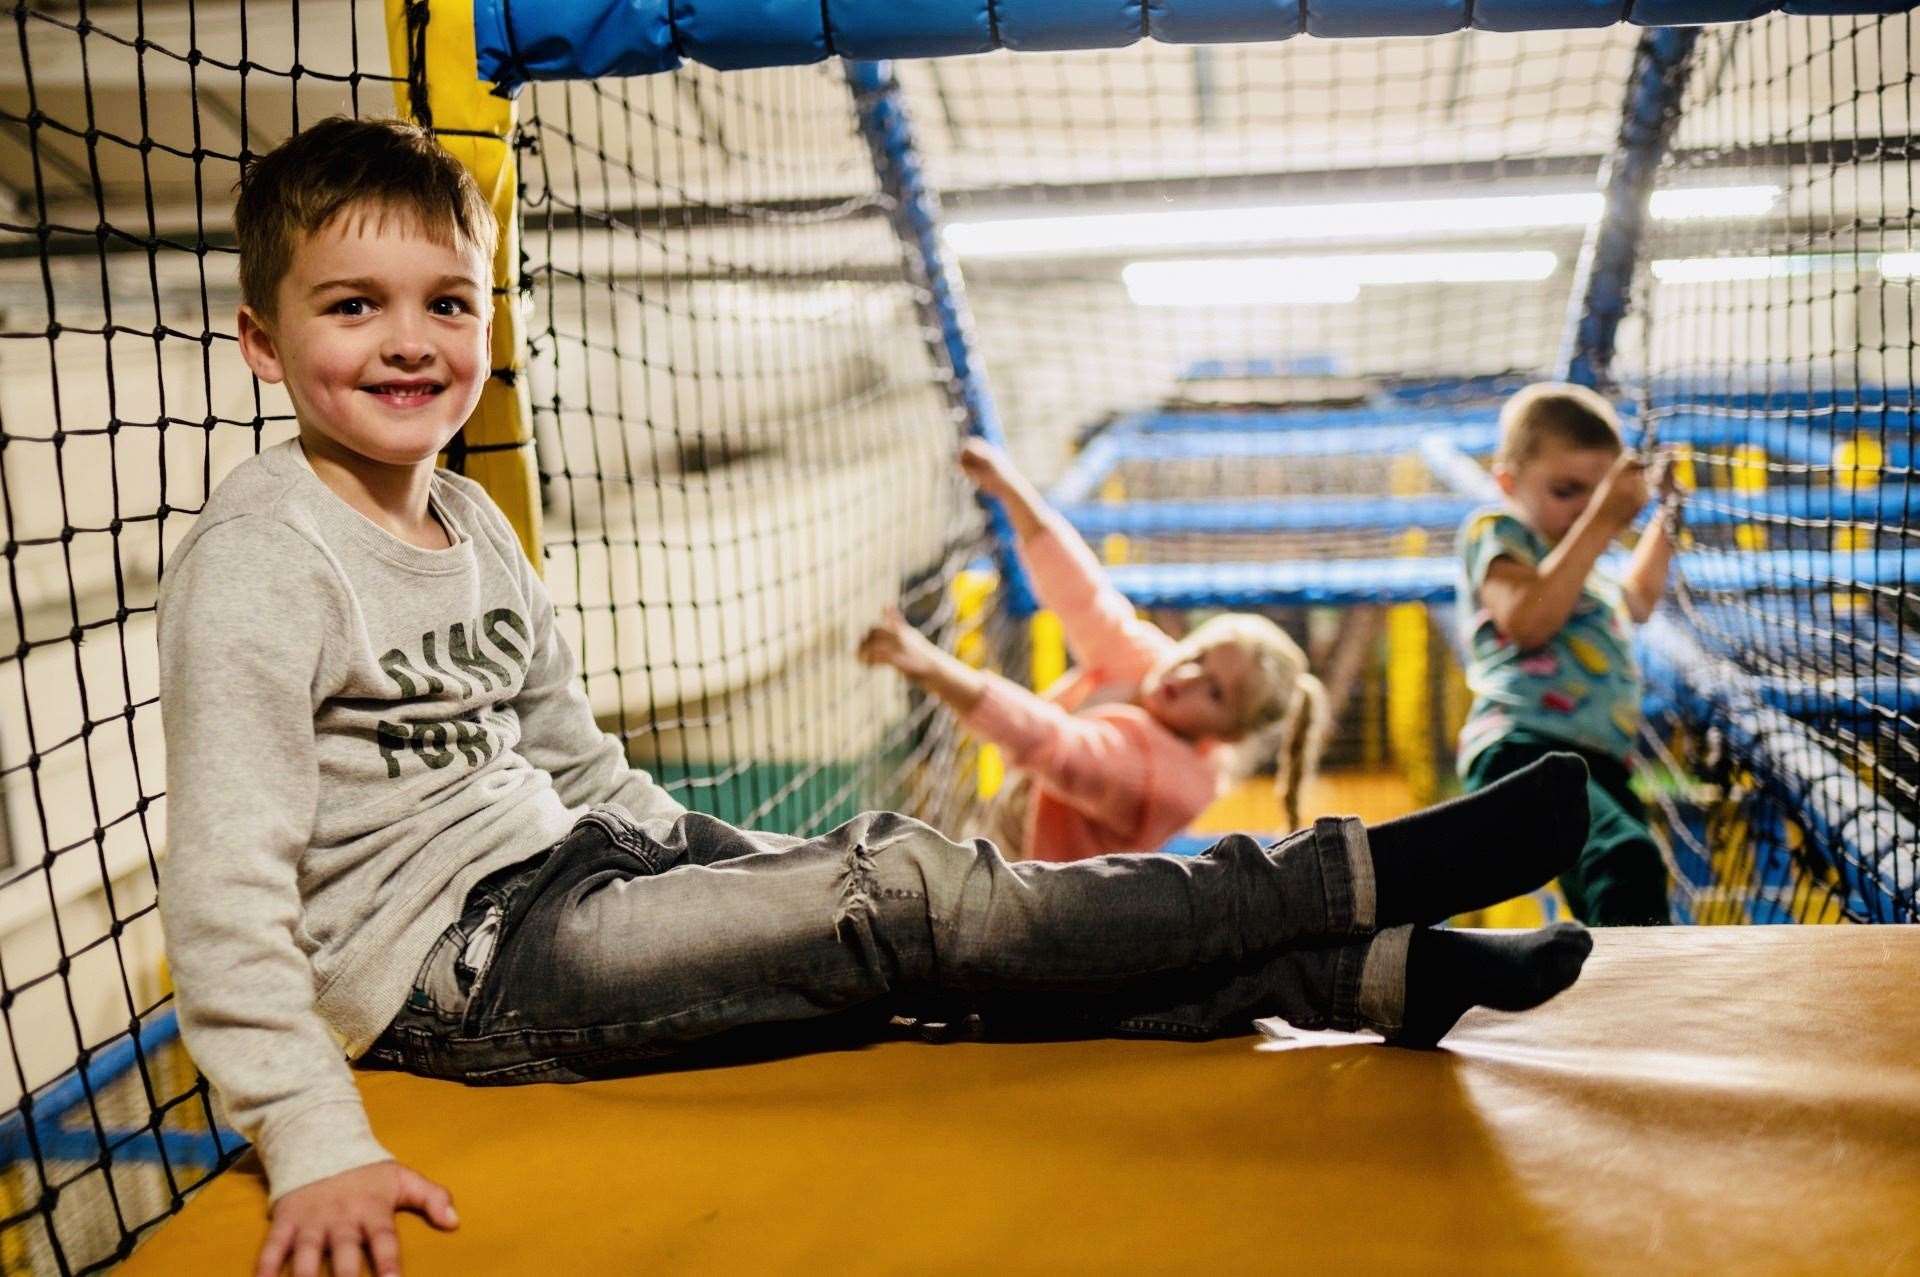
[362,806,1413,1084]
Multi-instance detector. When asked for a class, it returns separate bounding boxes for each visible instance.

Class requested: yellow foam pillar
[1831,432,1882,612]
[952,569,1005,799]
[1385,455,1436,805]
[386,0,541,570]
[1730,443,1769,552]
[1030,610,1067,695]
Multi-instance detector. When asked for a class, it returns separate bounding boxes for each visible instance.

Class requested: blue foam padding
[1124,404,1500,433]
[1103,421,1502,461]
[1059,482,1913,535]
[476,0,1915,88]
[1305,0,1467,36]
[475,0,682,81]
[1475,0,1629,28]
[1108,546,1920,608]
[1110,556,1462,607]
[1147,0,1306,42]
[677,0,829,70]
[829,0,995,59]
[1061,493,1480,535]
[1627,0,1777,21]
[995,0,1144,50]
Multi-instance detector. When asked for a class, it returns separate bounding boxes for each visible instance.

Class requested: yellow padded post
[1385,455,1435,805]
[386,0,542,571]
[1729,443,1769,552]
[951,569,1005,799]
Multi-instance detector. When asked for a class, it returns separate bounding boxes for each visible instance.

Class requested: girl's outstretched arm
[858,608,1147,834]
[960,440,1173,683]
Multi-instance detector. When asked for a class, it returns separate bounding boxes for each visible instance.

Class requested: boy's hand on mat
[256,1159,458,1277]
[858,607,940,681]
[958,438,1019,501]
[1593,450,1653,531]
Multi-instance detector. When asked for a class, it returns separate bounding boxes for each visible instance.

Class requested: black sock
[1368,752,1590,926]
[1392,922,1593,1048]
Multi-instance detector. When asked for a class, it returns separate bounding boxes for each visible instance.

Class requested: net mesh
[0,6,981,1272]
[1622,13,1920,923]
[1,6,1917,1272]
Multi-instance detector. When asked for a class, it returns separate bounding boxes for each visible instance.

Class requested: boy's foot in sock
[1391,922,1594,1049]
[1367,752,1590,926]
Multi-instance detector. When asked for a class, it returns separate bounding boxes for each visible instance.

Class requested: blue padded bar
[1061,493,1480,536]
[474,0,682,81]
[1104,421,1501,461]
[1124,405,1500,433]
[1627,0,1771,21]
[847,61,1037,616]
[1109,547,1920,609]
[995,0,1143,51]
[677,0,829,71]
[1305,0,1466,37]
[477,0,1913,88]
[1111,556,1461,607]
[829,0,995,60]
[1564,26,1701,389]
[1638,615,1917,922]
[1147,0,1305,43]
[1474,0,1628,30]
[1059,483,1913,536]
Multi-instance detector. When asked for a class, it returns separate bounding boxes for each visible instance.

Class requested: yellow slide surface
[124,926,1920,1274]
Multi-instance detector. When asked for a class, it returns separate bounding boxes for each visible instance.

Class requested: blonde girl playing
[861,440,1329,862]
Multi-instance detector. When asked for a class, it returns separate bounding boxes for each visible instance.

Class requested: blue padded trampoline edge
[475,1,1918,88]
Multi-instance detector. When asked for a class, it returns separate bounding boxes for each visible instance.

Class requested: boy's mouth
[362,379,446,406]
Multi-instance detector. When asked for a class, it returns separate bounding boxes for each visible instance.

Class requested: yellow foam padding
[121,927,1920,1274]
[1192,768,1422,835]
[385,0,541,570]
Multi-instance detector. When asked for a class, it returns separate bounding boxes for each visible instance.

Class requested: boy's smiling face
[237,201,491,469]
[1496,438,1619,544]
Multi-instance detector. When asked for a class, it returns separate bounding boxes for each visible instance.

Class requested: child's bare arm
[1480,453,1650,649]
[1621,456,1681,621]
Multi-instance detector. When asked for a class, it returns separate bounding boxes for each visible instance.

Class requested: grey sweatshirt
[156,438,685,1202]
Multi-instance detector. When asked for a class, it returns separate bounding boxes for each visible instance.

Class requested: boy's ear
[1492,463,1518,497]
[236,303,286,384]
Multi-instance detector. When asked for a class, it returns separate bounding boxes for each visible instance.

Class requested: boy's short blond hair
[1496,382,1625,468]
[234,116,497,314]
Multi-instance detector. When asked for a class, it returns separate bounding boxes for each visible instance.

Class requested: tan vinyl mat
[124,925,1920,1275]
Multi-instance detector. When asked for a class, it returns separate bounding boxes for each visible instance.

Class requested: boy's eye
[430,296,473,316]
[1209,681,1223,703]
[331,297,371,317]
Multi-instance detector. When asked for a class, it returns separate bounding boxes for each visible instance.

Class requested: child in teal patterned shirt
[1456,383,1683,925]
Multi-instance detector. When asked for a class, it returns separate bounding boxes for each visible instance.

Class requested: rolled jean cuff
[1355,924,1412,1037]
[1312,815,1374,934]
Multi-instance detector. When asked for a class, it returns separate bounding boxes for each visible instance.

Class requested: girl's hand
[958,438,1021,502]
[858,607,942,682]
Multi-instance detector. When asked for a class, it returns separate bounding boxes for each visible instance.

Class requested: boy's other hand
[958,438,1019,501]
[256,1160,458,1277]
[1593,450,1652,531]
[858,607,942,682]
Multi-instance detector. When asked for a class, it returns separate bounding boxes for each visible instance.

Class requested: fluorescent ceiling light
[1652,255,1831,283]
[1124,261,1359,306]
[1879,253,1920,279]
[1122,251,1557,306]
[944,186,1779,258]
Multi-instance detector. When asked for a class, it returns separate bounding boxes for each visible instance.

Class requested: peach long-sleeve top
[962,510,1227,862]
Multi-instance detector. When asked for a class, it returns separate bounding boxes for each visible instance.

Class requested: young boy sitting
[1455,382,1684,926]
[160,116,1601,1277]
